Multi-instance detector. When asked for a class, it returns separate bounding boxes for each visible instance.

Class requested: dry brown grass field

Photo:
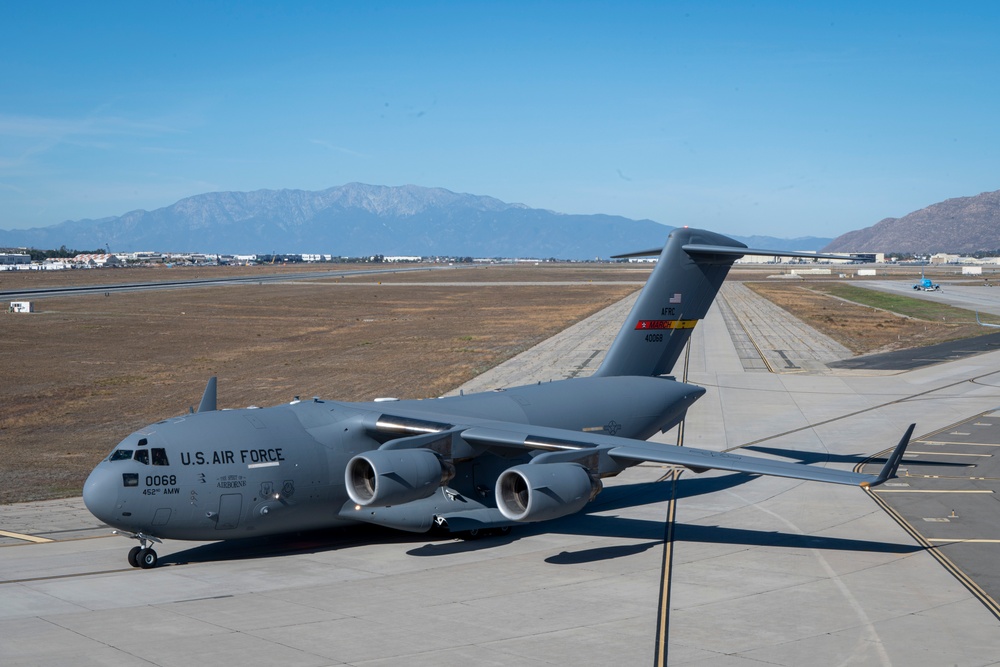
[746,280,992,354]
[0,264,644,503]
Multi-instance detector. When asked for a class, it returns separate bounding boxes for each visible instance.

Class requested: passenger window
[134,450,149,465]
[109,449,133,462]
[123,473,139,487]
[152,448,169,466]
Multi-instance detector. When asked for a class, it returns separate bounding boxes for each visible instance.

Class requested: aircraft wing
[976,311,1000,329]
[458,421,914,488]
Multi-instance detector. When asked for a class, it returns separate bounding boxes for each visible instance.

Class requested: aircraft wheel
[138,548,158,569]
[495,525,512,536]
[127,546,142,568]
[460,528,482,540]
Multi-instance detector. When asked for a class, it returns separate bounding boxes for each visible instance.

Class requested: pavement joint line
[874,489,995,493]
[926,539,1000,544]
[919,440,1000,447]
[905,475,999,480]
[0,529,54,543]
[1,569,134,585]
[906,451,992,457]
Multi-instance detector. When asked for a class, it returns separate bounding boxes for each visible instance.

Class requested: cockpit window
[133,449,149,465]
[109,449,133,462]
[151,448,169,466]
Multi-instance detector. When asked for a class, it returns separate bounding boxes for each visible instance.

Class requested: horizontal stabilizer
[683,244,859,262]
[612,243,858,262]
[611,247,664,259]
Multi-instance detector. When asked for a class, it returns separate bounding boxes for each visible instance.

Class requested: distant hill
[823,189,1000,254]
[0,184,679,259]
[0,183,832,259]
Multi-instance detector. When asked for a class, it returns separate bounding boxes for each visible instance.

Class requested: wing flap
[609,441,870,486]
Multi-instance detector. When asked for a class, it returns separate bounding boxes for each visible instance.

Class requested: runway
[3,280,1000,665]
[0,265,459,300]
[855,279,1000,318]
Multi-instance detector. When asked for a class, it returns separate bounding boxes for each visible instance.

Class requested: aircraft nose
[83,465,120,526]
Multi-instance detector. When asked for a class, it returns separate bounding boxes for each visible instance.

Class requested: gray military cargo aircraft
[84,228,914,568]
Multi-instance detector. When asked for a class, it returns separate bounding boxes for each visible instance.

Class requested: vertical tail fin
[595,228,855,378]
[594,228,744,378]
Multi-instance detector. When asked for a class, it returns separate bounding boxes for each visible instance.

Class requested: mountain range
[823,189,1000,254]
[0,184,830,259]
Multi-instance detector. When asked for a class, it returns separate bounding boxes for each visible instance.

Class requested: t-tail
[594,227,857,378]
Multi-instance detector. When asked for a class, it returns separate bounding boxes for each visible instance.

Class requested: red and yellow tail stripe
[634,320,698,330]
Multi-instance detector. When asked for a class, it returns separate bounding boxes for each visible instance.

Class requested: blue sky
[2,2,998,238]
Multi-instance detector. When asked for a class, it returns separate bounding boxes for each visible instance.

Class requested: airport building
[0,253,31,266]
[71,253,121,267]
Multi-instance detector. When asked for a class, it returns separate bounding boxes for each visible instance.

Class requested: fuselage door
[217,493,243,530]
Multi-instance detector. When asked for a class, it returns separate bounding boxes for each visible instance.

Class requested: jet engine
[346,449,454,507]
[495,462,602,522]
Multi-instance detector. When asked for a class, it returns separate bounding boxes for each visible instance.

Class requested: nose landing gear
[115,530,163,569]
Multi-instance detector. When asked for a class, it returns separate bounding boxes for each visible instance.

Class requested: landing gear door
[216,493,242,530]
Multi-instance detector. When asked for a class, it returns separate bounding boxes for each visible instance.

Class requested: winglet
[862,423,915,488]
[976,310,1000,329]
[197,377,218,413]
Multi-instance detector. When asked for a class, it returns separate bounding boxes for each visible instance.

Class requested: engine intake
[346,449,453,507]
[495,462,601,522]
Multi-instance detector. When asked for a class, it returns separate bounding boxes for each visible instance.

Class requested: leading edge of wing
[459,422,915,488]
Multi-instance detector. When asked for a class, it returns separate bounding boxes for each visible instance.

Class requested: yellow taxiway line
[0,530,54,544]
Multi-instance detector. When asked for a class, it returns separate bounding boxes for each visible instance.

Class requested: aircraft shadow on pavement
[160,473,747,566]
[160,472,919,567]
[158,524,429,567]
[408,472,921,563]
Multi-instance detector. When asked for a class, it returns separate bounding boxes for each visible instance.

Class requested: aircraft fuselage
[83,375,703,541]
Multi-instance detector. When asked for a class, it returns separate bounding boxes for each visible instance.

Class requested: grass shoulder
[745,280,1000,355]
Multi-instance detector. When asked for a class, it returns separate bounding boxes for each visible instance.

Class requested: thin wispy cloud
[0,113,184,139]
[309,139,369,159]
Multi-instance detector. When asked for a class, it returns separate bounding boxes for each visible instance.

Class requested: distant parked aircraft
[913,268,940,291]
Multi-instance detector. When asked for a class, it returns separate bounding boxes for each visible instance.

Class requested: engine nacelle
[495,462,601,522]
[346,449,453,507]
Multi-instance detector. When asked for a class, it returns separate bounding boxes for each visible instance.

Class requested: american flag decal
[669,293,682,304]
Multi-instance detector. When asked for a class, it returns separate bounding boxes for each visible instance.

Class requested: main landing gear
[115,530,163,569]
